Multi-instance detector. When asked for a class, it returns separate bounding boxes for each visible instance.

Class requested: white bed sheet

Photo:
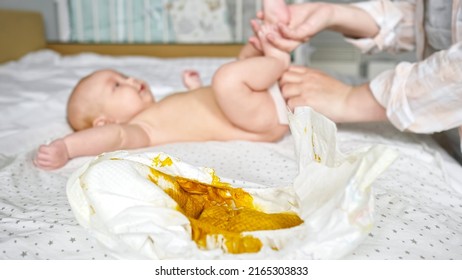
[0,50,461,260]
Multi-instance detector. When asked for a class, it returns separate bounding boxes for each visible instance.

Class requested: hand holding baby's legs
[250,0,290,52]
[258,24,291,69]
[249,0,304,53]
[33,139,70,170]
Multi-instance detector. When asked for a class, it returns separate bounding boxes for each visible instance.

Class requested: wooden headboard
[0,9,46,63]
[0,9,243,64]
[46,43,243,58]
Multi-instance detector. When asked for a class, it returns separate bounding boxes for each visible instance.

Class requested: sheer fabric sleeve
[369,42,462,140]
[344,0,417,54]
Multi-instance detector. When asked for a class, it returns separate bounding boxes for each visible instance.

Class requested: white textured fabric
[1,50,462,260]
[346,0,462,152]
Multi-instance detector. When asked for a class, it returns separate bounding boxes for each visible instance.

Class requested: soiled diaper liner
[67,107,398,259]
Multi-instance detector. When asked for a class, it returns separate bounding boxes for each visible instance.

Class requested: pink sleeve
[370,42,462,137]
[344,0,417,54]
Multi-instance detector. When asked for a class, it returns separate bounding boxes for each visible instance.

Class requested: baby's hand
[33,139,70,170]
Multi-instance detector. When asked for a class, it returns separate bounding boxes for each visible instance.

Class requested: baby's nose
[126,77,141,87]
[126,77,136,84]
[129,79,146,93]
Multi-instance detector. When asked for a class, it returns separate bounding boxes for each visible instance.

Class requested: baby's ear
[92,115,111,127]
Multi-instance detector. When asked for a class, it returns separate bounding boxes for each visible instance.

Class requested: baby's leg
[237,39,264,60]
[182,70,202,90]
[263,0,290,25]
[259,24,291,70]
[212,56,286,132]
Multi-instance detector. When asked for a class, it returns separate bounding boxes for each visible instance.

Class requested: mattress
[0,50,461,259]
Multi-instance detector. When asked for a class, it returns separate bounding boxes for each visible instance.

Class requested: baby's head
[67,69,154,131]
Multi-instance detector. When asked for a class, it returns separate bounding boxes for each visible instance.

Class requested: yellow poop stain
[153,155,173,167]
[148,156,303,254]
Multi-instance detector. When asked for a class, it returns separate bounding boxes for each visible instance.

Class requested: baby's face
[77,70,154,124]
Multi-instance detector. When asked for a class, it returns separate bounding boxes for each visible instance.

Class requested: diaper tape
[268,83,289,125]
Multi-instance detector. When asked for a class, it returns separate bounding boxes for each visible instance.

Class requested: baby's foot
[259,25,290,69]
[263,0,290,25]
[249,19,263,51]
[182,70,202,90]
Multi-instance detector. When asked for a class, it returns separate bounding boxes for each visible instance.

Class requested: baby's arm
[34,123,151,170]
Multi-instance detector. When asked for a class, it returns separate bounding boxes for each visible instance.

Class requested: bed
[1,8,462,260]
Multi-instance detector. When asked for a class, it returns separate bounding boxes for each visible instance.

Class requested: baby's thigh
[221,89,280,133]
[212,63,279,132]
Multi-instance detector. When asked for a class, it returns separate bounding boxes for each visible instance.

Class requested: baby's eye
[114,82,120,88]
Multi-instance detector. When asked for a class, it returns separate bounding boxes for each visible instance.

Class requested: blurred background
[0,0,459,161]
[0,0,416,80]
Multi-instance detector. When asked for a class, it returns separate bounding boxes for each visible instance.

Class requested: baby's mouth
[139,84,148,98]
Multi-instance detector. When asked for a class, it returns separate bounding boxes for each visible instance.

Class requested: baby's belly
[152,88,287,143]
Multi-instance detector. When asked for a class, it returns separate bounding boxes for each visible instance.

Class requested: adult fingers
[265,33,301,52]
[286,96,310,110]
[287,65,310,73]
[284,66,325,79]
[279,66,320,85]
[278,23,311,42]
[280,83,303,99]
[279,71,304,86]
[279,6,329,42]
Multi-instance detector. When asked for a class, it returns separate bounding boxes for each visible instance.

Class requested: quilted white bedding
[0,50,461,260]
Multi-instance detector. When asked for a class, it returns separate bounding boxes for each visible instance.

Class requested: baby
[34,0,293,170]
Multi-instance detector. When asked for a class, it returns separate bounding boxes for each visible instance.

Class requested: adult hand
[280,66,352,122]
[257,2,336,52]
[249,18,301,53]
[33,138,70,170]
[258,2,379,51]
[279,66,387,123]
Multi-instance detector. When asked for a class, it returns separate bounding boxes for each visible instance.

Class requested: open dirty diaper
[66,107,398,259]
